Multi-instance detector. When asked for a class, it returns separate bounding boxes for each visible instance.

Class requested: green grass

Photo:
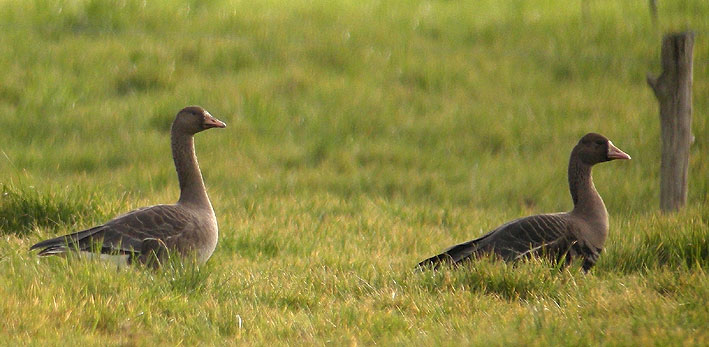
[0,0,707,344]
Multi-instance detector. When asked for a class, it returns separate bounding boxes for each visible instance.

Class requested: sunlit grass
[0,0,707,344]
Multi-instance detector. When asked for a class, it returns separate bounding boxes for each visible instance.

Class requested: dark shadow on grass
[0,184,102,235]
[599,211,709,274]
[415,255,580,302]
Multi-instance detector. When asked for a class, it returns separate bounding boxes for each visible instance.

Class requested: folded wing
[29,205,193,257]
[417,213,576,269]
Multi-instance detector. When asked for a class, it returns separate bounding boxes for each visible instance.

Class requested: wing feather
[30,204,194,257]
[418,213,577,269]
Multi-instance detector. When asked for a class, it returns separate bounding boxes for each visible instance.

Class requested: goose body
[418,133,630,271]
[30,106,226,266]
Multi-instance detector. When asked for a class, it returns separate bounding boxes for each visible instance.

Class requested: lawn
[0,0,707,344]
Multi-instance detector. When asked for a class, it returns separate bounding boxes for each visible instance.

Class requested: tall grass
[0,0,707,344]
[0,183,114,235]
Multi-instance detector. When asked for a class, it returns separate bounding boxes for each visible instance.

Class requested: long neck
[171,130,212,209]
[568,155,606,218]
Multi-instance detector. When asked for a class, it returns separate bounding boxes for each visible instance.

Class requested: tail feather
[36,246,70,257]
[417,253,455,270]
[29,226,105,255]
[417,239,481,270]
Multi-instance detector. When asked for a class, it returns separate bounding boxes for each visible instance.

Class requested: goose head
[172,106,226,135]
[573,133,631,166]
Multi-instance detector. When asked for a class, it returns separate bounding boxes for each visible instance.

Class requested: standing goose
[418,133,630,272]
[30,106,226,267]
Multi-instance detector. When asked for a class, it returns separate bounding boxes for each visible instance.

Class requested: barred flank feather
[418,133,630,272]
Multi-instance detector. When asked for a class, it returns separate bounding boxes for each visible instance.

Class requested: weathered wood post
[647,32,694,212]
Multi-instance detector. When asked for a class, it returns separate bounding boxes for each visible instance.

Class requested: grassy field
[0,0,708,344]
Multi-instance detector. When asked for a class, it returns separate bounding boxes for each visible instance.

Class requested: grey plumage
[418,133,630,272]
[31,205,203,263]
[30,106,226,267]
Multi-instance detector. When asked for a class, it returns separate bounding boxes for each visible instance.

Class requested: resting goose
[30,106,226,267]
[418,133,630,272]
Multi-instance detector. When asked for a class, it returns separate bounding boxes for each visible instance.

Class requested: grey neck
[171,131,212,209]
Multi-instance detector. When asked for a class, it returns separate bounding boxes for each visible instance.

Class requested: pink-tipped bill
[607,141,631,160]
[203,114,227,129]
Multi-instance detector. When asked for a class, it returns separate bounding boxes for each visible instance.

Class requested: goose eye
[595,140,604,146]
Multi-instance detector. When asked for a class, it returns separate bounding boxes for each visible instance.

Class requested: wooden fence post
[647,32,694,212]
